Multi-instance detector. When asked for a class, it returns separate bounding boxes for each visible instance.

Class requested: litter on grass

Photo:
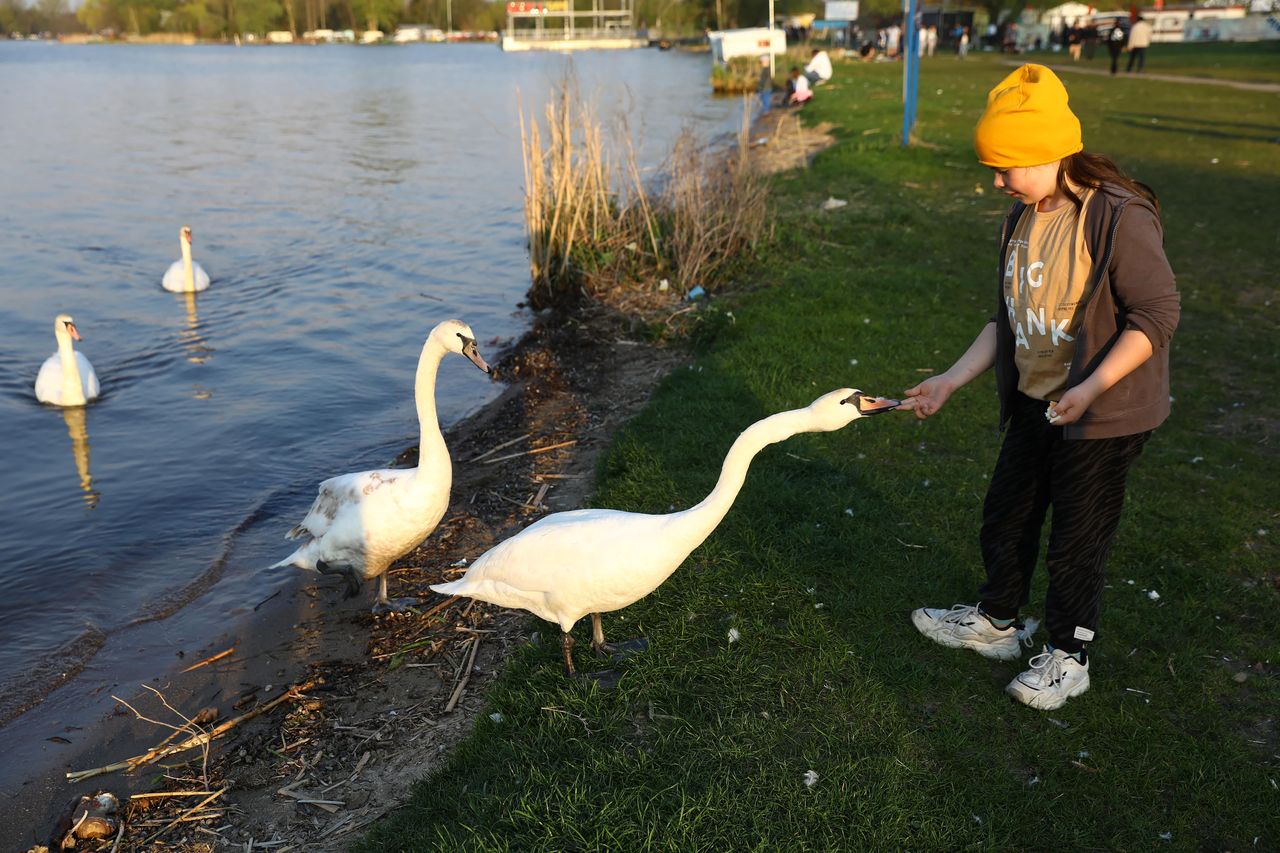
[821,197,848,211]
[802,770,819,787]
[727,627,741,644]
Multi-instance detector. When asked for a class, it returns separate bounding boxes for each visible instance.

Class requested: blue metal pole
[901,0,919,147]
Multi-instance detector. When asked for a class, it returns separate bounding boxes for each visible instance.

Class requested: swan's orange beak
[460,337,492,375]
[65,322,81,341]
[842,391,899,415]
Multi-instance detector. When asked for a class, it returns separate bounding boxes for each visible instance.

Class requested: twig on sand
[180,645,236,673]
[67,681,316,782]
[481,439,577,465]
[143,787,228,844]
[467,432,532,463]
[445,637,481,713]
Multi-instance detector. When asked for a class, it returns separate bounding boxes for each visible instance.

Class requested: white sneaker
[1006,647,1091,710]
[911,604,1035,661]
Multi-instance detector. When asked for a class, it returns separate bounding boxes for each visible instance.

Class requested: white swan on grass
[161,226,211,293]
[432,388,900,675]
[272,319,492,613]
[35,314,100,407]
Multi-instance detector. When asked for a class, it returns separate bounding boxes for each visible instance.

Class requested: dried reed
[520,72,767,313]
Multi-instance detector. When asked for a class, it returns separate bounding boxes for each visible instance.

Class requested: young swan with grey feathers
[432,388,899,675]
[273,319,491,613]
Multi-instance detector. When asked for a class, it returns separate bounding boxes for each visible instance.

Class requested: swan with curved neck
[272,319,492,612]
[431,388,899,674]
[162,226,211,292]
[35,314,100,407]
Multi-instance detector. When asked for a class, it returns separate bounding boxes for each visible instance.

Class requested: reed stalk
[520,74,767,313]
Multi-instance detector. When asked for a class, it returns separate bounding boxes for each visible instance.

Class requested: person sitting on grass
[900,64,1180,711]
[804,47,833,85]
[786,67,813,105]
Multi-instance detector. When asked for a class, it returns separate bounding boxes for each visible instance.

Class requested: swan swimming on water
[35,314,100,407]
[272,320,492,613]
[432,388,900,675]
[162,226,211,293]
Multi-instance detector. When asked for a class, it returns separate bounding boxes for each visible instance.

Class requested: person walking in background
[1127,16,1153,72]
[1083,22,1099,59]
[1106,22,1127,74]
[902,64,1180,710]
[1067,23,1083,61]
[958,26,970,59]
[926,24,938,56]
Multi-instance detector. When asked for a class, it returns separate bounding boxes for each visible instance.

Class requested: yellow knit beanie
[974,64,1083,169]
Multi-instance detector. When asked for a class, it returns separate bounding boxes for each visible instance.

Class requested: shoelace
[940,605,1037,648]
[1025,651,1063,686]
[939,604,982,625]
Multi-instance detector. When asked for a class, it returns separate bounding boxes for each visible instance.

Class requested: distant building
[394,25,447,42]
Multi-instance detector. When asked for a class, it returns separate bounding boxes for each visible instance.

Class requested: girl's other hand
[898,375,956,420]
[1046,382,1100,425]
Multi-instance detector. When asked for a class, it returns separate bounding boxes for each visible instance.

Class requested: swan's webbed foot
[593,637,650,661]
[316,560,362,599]
[372,597,420,615]
[580,669,622,689]
[589,613,649,661]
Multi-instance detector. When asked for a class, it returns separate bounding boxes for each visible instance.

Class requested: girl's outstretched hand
[898,375,957,420]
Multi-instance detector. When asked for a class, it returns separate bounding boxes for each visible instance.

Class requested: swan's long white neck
[181,235,195,291]
[412,337,451,489]
[55,323,86,407]
[668,407,814,543]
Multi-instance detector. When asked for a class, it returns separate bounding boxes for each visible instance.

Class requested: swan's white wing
[192,262,211,291]
[76,352,100,400]
[161,260,185,291]
[287,468,405,540]
[34,353,61,404]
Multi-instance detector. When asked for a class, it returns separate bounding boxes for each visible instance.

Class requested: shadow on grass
[1107,113,1280,144]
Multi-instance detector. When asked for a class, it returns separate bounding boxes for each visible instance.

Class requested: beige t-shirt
[1003,189,1095,401]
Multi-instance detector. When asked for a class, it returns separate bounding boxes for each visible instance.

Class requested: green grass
[358,54,1280,850]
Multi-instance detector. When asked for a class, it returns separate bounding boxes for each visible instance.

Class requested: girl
[900,65,1179,710]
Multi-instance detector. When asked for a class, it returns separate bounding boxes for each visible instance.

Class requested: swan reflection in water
[179,291,214,366]
[60,405,100,508]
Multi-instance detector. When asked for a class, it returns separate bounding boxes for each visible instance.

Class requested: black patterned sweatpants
[977,393,1151,652]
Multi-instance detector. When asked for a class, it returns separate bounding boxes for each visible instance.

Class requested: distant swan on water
[35,314,100,407]
[162,226,211,293]
[432,388,901,675]
[272,320,492,613]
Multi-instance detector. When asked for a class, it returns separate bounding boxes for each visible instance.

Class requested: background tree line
[5,0,1052,42]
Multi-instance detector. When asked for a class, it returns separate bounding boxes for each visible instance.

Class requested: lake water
[0,42,744,733]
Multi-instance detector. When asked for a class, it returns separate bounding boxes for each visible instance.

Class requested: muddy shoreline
[10,106,833,852]
[10,305,688,852]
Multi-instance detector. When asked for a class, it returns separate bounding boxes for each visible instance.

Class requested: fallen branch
[445,637,481,713]
[67,680,316,782]
[143,787,227,845]
[480,439,576,465]
[467,432,532,463]
[180,645,236,673]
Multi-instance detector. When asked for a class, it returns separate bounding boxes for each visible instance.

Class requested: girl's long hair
[1057,151,1160,215]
